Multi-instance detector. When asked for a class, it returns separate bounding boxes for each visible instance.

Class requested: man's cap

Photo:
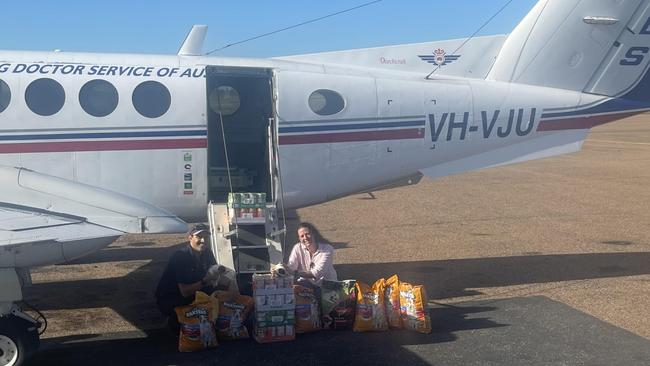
[189,223,210,236]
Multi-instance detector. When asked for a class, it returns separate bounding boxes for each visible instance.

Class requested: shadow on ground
[29,326,458,366]
[24,244,650,332]
[22,209,650,365]
[28,296,650,366]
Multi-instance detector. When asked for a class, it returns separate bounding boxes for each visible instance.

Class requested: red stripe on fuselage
[0,139,207,153]
[279,128,425,145]
[537,111,641,131]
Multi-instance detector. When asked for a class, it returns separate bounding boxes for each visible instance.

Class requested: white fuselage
[0,50,605,221]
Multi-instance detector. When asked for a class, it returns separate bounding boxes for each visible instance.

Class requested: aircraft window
[308,89,345,116]
[79,79,119,117]
[208,85,240,116]
[0,79,9,113]
[25,78,65,116]
[132,81,171,118]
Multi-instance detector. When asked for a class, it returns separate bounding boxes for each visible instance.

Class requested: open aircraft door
[204,66,284,292]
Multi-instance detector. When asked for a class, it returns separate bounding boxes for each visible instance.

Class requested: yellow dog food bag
[353,279,388,332]
[384,274,402,329]
[399,282,432,334]
[175,291,219,352]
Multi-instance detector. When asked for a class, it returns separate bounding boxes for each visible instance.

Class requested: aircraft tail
[178,25,207,56]
[277,35,507,79]
[488,0,650,101]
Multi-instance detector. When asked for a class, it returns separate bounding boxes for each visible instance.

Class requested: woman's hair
[297,222,321,242]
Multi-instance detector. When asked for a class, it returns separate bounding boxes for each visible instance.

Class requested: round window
[0,79,10,114]
[132,81,171,118]
[209,85,240,116]
[25,78,65,116]
[308,89,345,116]
[79,79,119,117]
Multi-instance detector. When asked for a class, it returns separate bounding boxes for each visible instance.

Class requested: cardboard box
[228,207,266,224]
[254,325,295,343]
[253,274,295,343]
[228,192,267,209]
[255,309,295,327]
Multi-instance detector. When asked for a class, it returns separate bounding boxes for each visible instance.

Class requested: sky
[0,0,539,57]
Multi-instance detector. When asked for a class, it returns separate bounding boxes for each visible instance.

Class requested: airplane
[3,0,650,364]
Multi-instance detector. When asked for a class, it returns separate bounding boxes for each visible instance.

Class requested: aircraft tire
[0,316,39,366]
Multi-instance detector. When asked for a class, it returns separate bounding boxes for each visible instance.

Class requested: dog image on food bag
[294,285,322,333]
[372,302,385,330]
[199,315,213,347]
[384,274,402,329]
[311,296,321,329]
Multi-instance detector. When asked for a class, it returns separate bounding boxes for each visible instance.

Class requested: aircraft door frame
[205,66,276,203]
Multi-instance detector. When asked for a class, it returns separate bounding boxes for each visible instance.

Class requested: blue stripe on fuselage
[0,130,207,141]
[279,120,425,134]
[541,98,650,119]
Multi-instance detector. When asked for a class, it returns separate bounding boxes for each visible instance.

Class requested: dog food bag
[384,274,402,329]
[399,282,432,334]
[353,279,388,332]
[214,292,254,340]
[175,291,219,352]
[321,279,357,330]
[294,285,322,333]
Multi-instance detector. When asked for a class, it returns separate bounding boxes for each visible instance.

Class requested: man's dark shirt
[155,245,216,314]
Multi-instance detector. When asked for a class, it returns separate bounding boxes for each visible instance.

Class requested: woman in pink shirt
[275,222,337,286]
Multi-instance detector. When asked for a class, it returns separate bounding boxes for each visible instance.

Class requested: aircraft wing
[0,204,124,268]
[420,130,588,179]
[0,165,188,268]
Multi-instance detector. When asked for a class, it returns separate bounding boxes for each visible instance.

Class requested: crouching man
[155,224,220,335]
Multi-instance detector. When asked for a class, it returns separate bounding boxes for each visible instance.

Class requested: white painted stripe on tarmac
[588,139,650,146]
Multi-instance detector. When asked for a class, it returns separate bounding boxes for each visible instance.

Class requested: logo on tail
[418,48,461,66]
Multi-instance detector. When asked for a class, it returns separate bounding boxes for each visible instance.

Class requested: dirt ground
[24,114,650,341]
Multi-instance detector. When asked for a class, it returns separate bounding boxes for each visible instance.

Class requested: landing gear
[0,331,20,366]
[1,270,42,366]
[0,335,18,366]
[0,311,40,366]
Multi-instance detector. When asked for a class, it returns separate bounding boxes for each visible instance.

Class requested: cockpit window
[0,79,9,114]
[79,79,119,117]
[308,89,345,116]
[132,81,171,118]
[25,78,65,116]
[208,85,240,116]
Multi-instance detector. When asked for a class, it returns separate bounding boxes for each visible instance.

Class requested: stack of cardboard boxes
[252,274,295,343]
[227,192,271,273]
[228,193,266,223]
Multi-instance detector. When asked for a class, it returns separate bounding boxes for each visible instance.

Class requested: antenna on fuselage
[178,24,208,56]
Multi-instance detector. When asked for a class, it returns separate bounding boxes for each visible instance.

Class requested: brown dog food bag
[294,285,322,333]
